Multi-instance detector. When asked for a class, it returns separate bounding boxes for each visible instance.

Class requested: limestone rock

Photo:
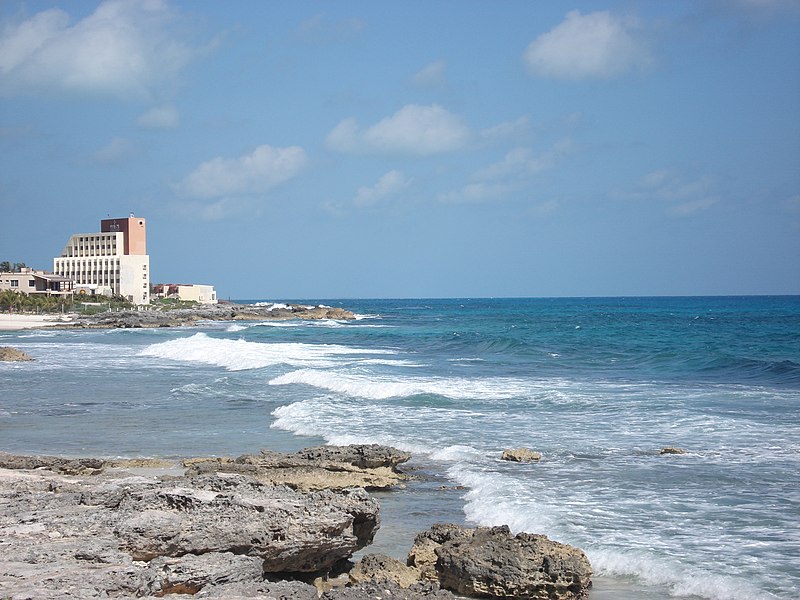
[410,524,592,600]
[660,446,686,455]
[350,553,422,588]
[323,580,456,600]
[407,522,473,580]
[0,345,33,361]
[186,444,411,491]
[145,552,264,596]
[501,448,542,462]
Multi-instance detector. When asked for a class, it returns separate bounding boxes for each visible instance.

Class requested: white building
[53,215,150,305]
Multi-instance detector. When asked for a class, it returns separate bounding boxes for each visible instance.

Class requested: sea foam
[139,332,394,370]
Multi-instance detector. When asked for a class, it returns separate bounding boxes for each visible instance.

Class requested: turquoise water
[1,296,798,599]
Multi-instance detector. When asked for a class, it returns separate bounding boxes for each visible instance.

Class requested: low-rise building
[0,268,74,296]
[152,283,217,304]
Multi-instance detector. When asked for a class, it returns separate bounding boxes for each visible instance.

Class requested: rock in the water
[501,448,542,462]
[660,446,686,455]
[350,553,421,588]
[0,346,33,361]
[410,524,592,600]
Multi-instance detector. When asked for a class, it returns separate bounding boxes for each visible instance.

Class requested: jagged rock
[145,552,264,596]
[0,346,33,361]
[0,456,381,599]
[326,580,456,600]
[408,523,473,581]
[114,474,380,571]
[186,444,411,491]
[416,524,592,600]
[0,451,106,474]
[501,448,542,462]
[350,553,422,588]
[660,446,686,455]
[193,579,319,599]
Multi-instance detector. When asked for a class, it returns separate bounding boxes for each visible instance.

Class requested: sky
[1,0,799,299]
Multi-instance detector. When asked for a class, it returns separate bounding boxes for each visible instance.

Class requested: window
[10,280,18,287]
[143,283,147,288]
[143,274,147,279]
[143,265,147,270]
[28,280,35,287]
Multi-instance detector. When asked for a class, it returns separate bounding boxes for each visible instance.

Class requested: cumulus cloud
[175,145,307,200]
[616,168,719,216]
[92,137,136,163]
[137,105,180,129]
[473,139,573,181]
[523,10,651,79]
[326,104,471,156]
[479,116,530,140]
[0,0,198,98]
[353,170,411,207]
[439,139,572,205]
[412,59,447,87]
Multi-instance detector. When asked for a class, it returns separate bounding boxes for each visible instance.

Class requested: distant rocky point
[64,302,356,329]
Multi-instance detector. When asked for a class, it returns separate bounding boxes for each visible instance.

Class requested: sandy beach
[0,313,74,330]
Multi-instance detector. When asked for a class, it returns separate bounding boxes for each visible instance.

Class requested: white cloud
[353,170,411,207]
[92,137,136,163]
[439,181,517,205]
[175,145,307,200]
[137,105,179,129]
[413,59,447,87]
[479,116,530,140]
[0,0,198,98]
[326,104,471,156]
[617,168,719,216]
[523,10,651,79]
[473,139,573,181]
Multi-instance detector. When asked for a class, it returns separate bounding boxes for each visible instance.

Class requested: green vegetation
[0,261,27,272]
[0,290,134,314]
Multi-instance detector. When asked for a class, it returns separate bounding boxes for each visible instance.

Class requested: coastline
[0,302,355,331]
[0,313,76,330]
[0,447,593,600]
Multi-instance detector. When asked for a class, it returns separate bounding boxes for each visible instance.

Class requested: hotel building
[53,215,150,305]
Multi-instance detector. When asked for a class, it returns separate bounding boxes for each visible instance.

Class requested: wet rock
[409,524,592,600]
[0,346,33,361]
[501,448,542,462]
[0,451,106,475]
[660,446,687,455]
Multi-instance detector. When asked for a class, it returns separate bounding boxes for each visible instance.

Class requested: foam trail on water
[269,368,540,400]
[140,332,395,370]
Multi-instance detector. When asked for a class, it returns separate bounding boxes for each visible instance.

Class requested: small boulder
[660,447,686,455]
[0,346,33,361]
[501,448,541,462]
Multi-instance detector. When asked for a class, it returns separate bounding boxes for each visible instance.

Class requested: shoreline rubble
[0,445,592,599]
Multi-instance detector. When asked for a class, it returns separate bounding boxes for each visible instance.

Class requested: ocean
[1,296,798,600]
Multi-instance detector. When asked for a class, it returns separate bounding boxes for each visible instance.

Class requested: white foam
[139,332,394,370]
[268,368,537,400]
[225,323,249,332]
[590,548,774,600]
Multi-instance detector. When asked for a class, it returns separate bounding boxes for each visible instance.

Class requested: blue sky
[1,0,799,299]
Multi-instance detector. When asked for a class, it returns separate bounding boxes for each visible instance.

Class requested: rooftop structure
[53,215,150,305]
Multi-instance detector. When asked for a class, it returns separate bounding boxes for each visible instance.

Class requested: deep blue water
[1,296,798,600]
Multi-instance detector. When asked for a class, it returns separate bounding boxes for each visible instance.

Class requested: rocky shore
[57,302,357,329]
[0,445,592,600]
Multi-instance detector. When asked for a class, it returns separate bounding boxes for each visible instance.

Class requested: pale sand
[0,313,75,331]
